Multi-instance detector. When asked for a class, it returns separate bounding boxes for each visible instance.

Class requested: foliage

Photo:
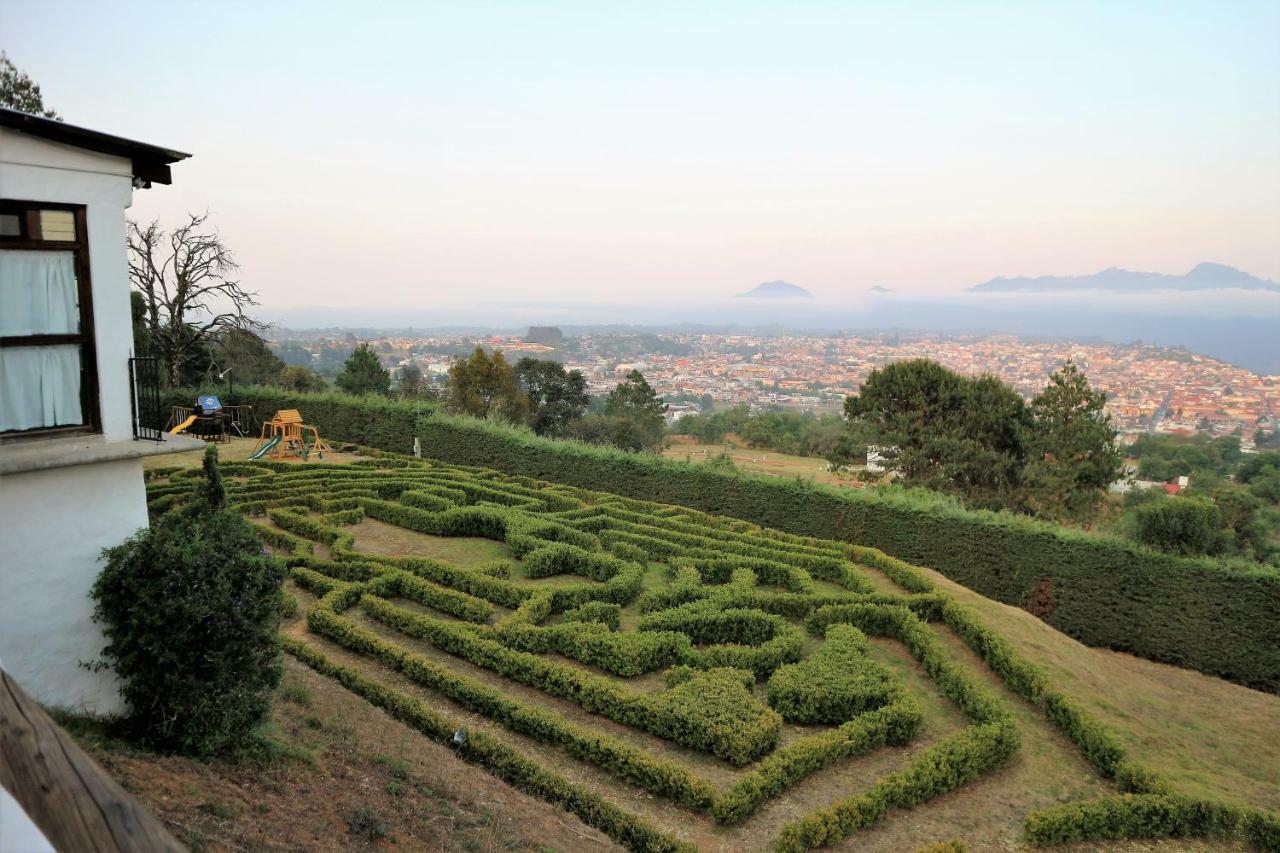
[606,370,668,425]
[156,387,1280,691]
[278,364,326,392]
[282,639,692,851]
[568,413,662,452]
[1239,452,1280,504]
[211,327,287,386]
[334,343,392,396]
[396,363,426,398]
[844,360,1030,510]
[128,214,263,385]
[515,357,589,436]
[447,346,525,421]
[1022,362,1124,522]
[1024,793,1280,849]
[1131,497,1224,556]
[566,369,667,451]
[146,449,1280,852]
[672,406,854,460]
[1130,433,1244,483]
[0,51,57,117]
[766,624,900,723]
[91,452,283,756]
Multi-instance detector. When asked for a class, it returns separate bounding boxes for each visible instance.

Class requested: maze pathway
[145,454,1270,852]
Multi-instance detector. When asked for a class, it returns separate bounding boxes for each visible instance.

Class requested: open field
[661,437,868,487]
[129,449,1280,851]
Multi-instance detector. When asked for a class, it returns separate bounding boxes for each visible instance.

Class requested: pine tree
[1022,362,1123,522]
[334,343,391,396]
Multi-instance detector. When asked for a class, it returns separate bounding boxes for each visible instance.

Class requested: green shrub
[1132,497,1225,556]
[767,625,901,723]
[92,478,284,756]
[562,601,623,630]
[1024,793,1280,850]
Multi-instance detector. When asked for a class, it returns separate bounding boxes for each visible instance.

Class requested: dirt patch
[82,658,617,853]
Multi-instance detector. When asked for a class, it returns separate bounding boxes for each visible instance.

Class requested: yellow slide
[170,414,198,435]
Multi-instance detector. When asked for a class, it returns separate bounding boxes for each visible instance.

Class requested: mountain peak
[968,264,1279,294]
[737,280,813,299]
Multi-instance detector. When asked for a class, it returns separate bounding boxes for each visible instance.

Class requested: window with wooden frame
[0,200,99,439]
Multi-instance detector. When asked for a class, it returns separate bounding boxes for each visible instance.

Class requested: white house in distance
[0,106,203,714]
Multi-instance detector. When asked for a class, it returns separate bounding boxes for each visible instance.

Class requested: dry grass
[84,658,616,852]
[915,566,1280,813]
[661,439,868,487]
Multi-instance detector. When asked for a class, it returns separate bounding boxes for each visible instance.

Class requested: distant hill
[738,280,813,299]
[969,263,1280,294]
[525,325,564,345]
[869,285,893,293]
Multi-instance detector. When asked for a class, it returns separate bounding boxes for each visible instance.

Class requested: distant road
[1149,390,1174,434]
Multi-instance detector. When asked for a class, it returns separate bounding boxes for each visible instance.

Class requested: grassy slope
[661,439,866,487]
[917,567,1280,812]
[69,659,617,852]
[135,442,1279,848]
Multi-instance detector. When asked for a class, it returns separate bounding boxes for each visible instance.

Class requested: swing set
[250,409,334,461]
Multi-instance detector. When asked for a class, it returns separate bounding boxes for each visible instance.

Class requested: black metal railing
[128,356,163,441]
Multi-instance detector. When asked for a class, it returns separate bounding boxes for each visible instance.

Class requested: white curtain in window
[0,250,79,335]
[0,346,83,431]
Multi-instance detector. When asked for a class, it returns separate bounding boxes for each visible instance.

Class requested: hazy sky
[6,1,1279,314]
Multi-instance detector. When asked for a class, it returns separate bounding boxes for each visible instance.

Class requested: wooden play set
[250,409,334,461]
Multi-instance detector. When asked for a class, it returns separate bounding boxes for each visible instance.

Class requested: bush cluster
[282,637,693,852]
[1023,793,1280,850]
[94,453,284,756]
[766,625,901,724]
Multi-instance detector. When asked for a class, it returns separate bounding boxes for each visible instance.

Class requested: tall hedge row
[180,388,1280,691]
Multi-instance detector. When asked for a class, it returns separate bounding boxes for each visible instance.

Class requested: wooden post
[0,670,184,852]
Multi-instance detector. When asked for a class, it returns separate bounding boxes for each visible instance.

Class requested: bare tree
[127,213,264,385]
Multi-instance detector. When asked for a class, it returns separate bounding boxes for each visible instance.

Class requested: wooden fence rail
[0,669,183,852]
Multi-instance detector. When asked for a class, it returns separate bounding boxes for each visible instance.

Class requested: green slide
[248,435,281,461]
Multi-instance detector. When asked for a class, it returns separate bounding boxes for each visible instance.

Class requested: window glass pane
[0,345,83,431]
[0,250,79,335]
[0,214,19,237]
[39,210,76,241]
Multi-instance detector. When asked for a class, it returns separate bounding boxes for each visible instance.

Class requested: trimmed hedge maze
[147,454,1280,852]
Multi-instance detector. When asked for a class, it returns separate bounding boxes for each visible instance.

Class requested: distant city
[269,328,1280,448]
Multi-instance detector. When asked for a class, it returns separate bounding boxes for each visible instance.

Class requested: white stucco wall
[0,458,147,714]
[0,126,138,441]
[1,127,149,713]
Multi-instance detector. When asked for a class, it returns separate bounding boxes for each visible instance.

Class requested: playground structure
[250,409,335,461]
[167,397,254,443]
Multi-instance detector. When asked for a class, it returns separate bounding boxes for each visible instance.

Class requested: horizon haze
[4,0,1279,319]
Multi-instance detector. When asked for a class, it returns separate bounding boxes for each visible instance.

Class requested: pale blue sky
[5,1,1279,313]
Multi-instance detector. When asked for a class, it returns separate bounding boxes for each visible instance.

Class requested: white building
[0,107,203,714]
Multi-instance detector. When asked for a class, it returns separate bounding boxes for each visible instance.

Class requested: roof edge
[0,106,190,187]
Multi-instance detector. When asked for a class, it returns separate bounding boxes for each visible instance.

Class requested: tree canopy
[446,346,525,421]
[515,358,589,436]
[0,52,57,118]
[334,343,391,396]
[1022,362,1124,522]
[843,359,1121,517]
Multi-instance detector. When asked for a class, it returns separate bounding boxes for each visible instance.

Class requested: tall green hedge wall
[181,387,1280,691]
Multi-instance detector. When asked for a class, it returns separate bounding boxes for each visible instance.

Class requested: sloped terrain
[140,452,1280,851]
